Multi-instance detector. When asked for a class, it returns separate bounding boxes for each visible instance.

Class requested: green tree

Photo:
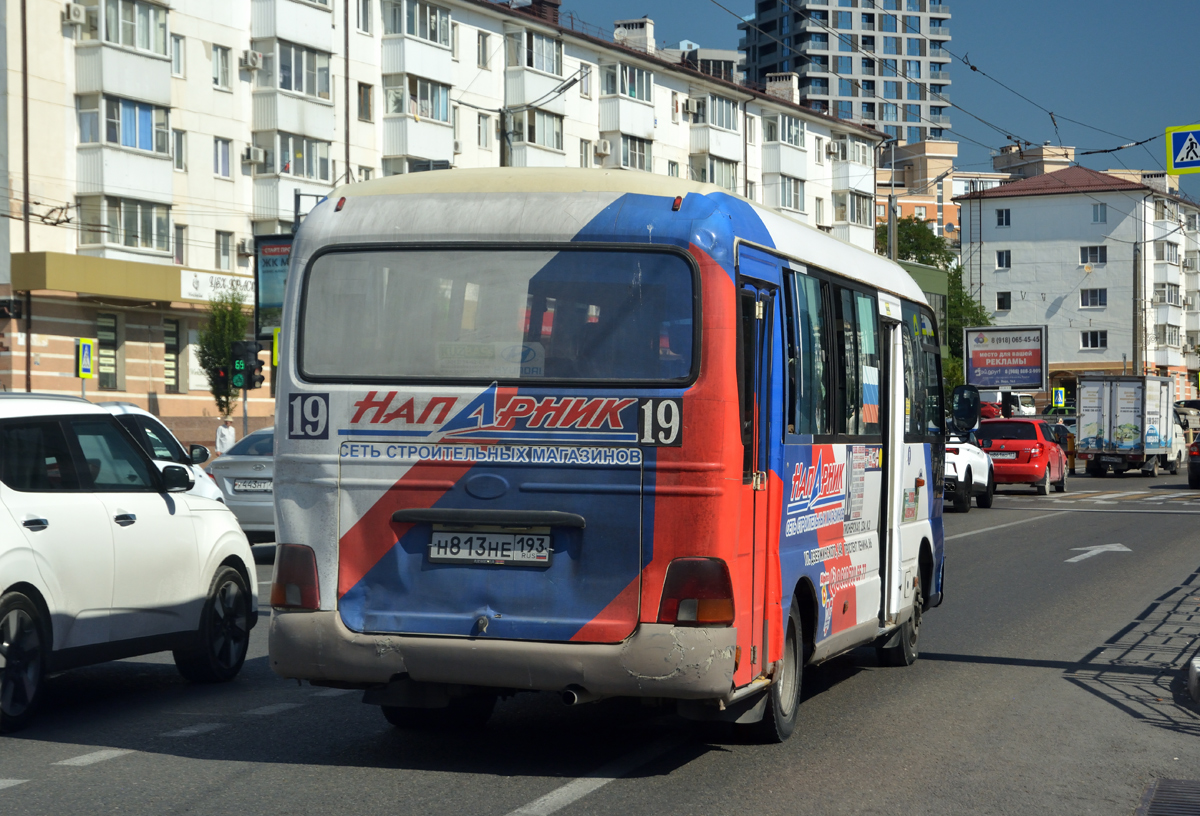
[946,263,991,360]
[875,216,957,269]
[197,289,248,418]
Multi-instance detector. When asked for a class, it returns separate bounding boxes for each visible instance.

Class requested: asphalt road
[3,472,1199,815]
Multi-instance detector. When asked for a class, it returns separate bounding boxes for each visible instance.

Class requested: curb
[1189,650,1200,704]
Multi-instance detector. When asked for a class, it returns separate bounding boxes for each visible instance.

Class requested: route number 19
[638,398,683,447]
[288,393,329,440]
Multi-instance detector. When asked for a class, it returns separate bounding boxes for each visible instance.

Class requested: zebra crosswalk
[992,487,1200,506]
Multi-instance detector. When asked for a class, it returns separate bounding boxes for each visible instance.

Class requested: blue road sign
[1167,124,1200,174]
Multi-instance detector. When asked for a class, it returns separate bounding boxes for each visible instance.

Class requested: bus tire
[173,567,250,684]
[877,576,922,667]
[382,693,497,731]
[744,598,803,744]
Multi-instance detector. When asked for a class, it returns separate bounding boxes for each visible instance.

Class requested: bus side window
[921,310,944,437]
[901,314,923,439]
[854,292,880,436]
[786,271,829,436]
[738,289,758,475]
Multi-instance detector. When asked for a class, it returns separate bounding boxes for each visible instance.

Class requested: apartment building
[1,0,883,444]
[738,0,951,144]
[956,166,1200,403]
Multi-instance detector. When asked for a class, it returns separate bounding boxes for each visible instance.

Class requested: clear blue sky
[561,0,1199,199]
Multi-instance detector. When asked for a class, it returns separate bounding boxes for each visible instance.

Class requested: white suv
[0,395,258,731]
[98,401,224,503]
[945,429,995,512]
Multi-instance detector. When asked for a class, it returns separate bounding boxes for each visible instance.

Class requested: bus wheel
[877,577,922,667]
[382,693,497,731]
[745,599,803,744]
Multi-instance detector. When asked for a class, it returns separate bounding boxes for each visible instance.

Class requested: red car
[979,401,1002,419]
[977,418,1069,494]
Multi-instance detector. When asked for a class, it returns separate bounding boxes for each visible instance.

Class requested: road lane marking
[1147,492,1196,500]
[1066,543,1131,563]
[983,505,1200,516]
[161,723,227,737]
[53,749,133,767]
[1081,491,1148,501]
[0,780,28,790]
[243,703,302,716]
[944,512,1069,541]
[310,688,355,697]
[505,738,682,816]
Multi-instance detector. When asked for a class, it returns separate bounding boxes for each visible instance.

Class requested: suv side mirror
[950,385,981,435]
[162,465,193,493]
[190,444,211,465]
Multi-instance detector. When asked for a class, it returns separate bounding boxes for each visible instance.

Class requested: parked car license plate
[991,452,1017,460]
[429,530,552,566]
[233,479,272,492]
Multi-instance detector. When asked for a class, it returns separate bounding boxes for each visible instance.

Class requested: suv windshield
[226,430,274,457]
[300,248,695,383]
[979,421,1037,441]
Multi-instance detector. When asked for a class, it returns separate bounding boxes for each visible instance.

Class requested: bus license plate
[233,479,272,492]
[991,452,1017,460]
[429,531,552,566]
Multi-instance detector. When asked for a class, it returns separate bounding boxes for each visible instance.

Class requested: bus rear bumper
[269,610,737,700]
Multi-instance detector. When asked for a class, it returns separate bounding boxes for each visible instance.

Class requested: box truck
[1075,375,1175,476]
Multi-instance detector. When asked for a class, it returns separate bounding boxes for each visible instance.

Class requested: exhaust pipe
[560,685,604,706]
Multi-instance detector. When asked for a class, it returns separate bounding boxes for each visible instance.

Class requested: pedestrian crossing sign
[1167,124,1200,174]
[75,338,97,379]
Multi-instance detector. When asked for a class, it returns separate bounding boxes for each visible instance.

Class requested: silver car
[206,428,274,542]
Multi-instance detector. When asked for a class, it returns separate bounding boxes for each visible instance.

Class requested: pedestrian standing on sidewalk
[216,417,236,456]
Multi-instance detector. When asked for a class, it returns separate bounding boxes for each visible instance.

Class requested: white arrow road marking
[1065,543,1132,563]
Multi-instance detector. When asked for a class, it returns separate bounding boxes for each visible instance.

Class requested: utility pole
[21,0,31,391]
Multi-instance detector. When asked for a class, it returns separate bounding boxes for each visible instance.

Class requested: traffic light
[230,341,264,390]
[213,366,230,391]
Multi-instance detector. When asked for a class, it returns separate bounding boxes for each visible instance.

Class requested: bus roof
[307,168,929,308]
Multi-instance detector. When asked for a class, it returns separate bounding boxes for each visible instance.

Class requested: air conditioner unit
[594,139,612,157]
[683,98,700,115]
[1184,257,1197,270]
[239,50,263,71]
[1185,343,1195,353]
[1153,292,1166,304]
[453,139,462,154]
[63,2,86,25]
[236,238,254,256]
[241,145,266,164]
[826,141,842,158]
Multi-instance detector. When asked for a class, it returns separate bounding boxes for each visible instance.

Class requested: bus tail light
[657,558,734,627]
[271,544,320,610]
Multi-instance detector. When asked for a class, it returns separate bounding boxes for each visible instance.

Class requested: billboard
[255,235,294,339]
[963,325,1047,391]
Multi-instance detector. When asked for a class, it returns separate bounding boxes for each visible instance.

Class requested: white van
[978,391,1036,416]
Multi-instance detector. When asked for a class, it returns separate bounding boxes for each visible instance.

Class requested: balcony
[833,160,875,195]
[798,39,829,53]
[830,223,874,251]
[929,3,950,13]
[382,115,455,161]
[77,144,172,202]
[381,35,453,84]
[1155,303,1184,327]
[509,143,566,168]
[690,125,742,162]
[598,96,655,140]
[252,90,335,135]
[251,0,333,51]
[928,114,951,126]
[75,44,170,106]
[1187,312,1200,333]
[253,175,332,222]
[1187,351,1200,370]
[797,63,828,76]
[929,46,949,59]
[762,141,807,178]
[800,17,828,32]
[930,91,951,104]
[800,83,831,97]
[928,70,951,82]
[507,68,571,115]
[1153,219,1183,241]
[929,25,951,38]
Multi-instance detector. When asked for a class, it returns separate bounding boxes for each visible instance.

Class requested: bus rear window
[300,248,695,383]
